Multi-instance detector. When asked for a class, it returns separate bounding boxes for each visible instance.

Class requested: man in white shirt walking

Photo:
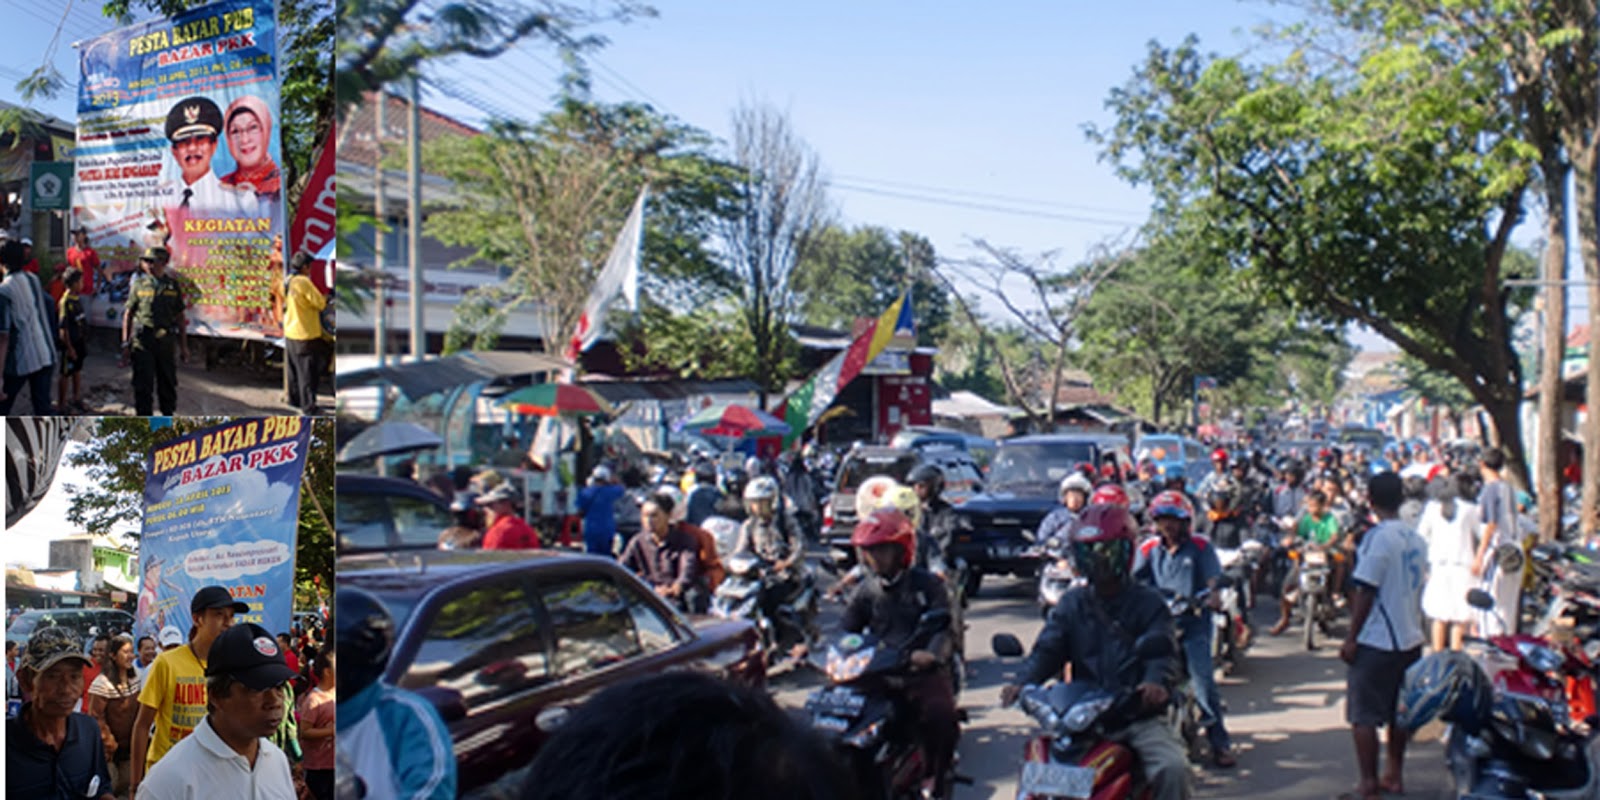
[1340,471,1429,800]
[136,622,296,800]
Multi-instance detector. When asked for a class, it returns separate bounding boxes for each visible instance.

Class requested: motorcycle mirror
[1465,589,1495,610]
[992,633,1025,658]
[1133,632,1174,660]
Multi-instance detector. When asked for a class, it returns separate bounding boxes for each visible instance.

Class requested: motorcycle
[805,609,960,800]
[993,630,1177,800]
[1284,544,1338,650]
[712,552,820,672]
[1033,541,1079,620]
[1159,591,1209,764]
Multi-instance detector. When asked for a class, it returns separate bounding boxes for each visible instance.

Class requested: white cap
[19,237,31,246]
[158,625,183,648]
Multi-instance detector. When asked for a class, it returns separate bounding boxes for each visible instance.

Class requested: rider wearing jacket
[1001,504,1190,800]
[1135,492,1236,768]
[908,464,960,560]
[843,510,958,798]
[734,476,810,658]
[336,587,456,800]
[1037,473,1093,553]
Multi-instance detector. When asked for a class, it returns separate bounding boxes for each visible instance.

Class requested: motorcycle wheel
[1303,594,1317,651]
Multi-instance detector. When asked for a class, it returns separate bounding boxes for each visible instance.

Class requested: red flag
[289,125,338,292]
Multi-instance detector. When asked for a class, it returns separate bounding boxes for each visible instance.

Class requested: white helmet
[1060,473,1093,495]
[744,476,780,502]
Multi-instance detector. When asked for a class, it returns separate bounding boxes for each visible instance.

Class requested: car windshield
[987,442,1095,493]
[7,613,41,638]
[837,454,917,491]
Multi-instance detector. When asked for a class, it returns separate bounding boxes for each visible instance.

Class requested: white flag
[565,188,646,361]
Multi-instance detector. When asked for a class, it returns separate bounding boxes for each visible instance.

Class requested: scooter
[805,609,961,800]
[1284,544,1338,650]
[1032,540,1079,620]
[994,630,1176,800]
[712,552,819,673]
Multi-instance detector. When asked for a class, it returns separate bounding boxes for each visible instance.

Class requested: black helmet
[693,460,717,484]
[906,463,944,496]
[337,586,394,697]
[721,468,748,499]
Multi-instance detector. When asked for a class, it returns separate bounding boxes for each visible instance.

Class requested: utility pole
[373,92,388,369]
[407,75,424,362]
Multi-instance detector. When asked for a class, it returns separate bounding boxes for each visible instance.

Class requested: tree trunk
[1537,167,1570,543]
[1574,142,1599,538]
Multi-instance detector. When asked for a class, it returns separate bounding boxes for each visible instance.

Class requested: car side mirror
[992,633,1025,658]
[1466,589,1495,611]
[416,686,467,724]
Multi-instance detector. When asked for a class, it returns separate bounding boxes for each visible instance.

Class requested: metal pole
[408,75,425,362]
[374,92,387,369]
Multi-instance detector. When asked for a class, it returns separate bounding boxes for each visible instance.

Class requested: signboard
[74,0,285,339]
[134,417,309,643]
[30,162,72,210]
[859,350,911,376]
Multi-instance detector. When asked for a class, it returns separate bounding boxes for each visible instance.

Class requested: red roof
[337,91,481,169]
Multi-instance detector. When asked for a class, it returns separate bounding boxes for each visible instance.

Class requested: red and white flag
[565,188,646,362]
[289,124,338,292]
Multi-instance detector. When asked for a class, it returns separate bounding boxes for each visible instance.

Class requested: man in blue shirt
[576,465,627,556]
[7,626,115,799]
[1136,491,1236,768]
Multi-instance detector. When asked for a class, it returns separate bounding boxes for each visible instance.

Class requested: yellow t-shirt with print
[136,643,207,768]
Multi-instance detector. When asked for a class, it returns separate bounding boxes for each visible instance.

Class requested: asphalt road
[772,569,1450,800]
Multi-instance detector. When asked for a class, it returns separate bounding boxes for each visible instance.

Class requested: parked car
[336,473,454,553]
[6,608,135,648]
[822,445,985,564]
[1134,434,1209,484]
[338,549,765,798]
[950,433,1134,595]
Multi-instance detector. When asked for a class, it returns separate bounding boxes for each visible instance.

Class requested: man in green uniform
[120,247,189,416]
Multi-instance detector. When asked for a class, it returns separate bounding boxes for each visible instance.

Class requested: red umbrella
[499,383,614,417]
[682,402,791,438]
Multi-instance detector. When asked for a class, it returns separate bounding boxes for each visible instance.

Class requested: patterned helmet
[743,476,780,502]
[1066,504,1140,585]
[1090,483,1130,509]
[1149,490,1195,521]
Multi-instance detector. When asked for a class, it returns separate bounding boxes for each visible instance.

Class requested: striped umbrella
[499,383,614,418]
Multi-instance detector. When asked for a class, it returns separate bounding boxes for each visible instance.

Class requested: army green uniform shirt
[126,272,186,346]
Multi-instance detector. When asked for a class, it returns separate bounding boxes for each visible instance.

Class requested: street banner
[566,187,645,361]
[774,291,915,445]
[288,124,336,292]
[134,417,309,644]
[74,0,285,339]
[29,162,72,210]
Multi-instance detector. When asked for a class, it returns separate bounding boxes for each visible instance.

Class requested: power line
[833,173,1146,220]
[832,181,1142,227]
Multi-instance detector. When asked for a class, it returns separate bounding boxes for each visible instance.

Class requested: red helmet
[1067,504,1140,584]
[1211,448,1229,464]
[1149,490,1195,522]
[1090,484,1130,509]
[851,509,916,567]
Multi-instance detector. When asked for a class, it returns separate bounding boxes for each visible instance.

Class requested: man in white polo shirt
[135,622,296,799]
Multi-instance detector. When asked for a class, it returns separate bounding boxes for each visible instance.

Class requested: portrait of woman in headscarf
[219,94,280,210]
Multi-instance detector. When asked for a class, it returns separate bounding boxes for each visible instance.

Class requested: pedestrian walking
[1471,450,1520,636]
[87,635,141,796]
[0,239,58,415]
[1340,471,1428,800]
[56,267,87,411]
[282,250,329,414]
[120,247,189,416]
[1418,475,1480,651]
[7,626,114,800]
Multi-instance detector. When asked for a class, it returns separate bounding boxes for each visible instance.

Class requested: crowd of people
[6,587,334,800]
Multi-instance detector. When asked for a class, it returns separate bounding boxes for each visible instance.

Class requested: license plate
[813,714,850,733]
[1304,551,1327,566]
[1019,762,1096,798]
[991,544,1019,558]
[805,687,865,716]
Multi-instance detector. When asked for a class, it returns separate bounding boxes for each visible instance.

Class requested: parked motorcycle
[711,552,819,672]
[993,630,1176,799]
[805,609,960,800]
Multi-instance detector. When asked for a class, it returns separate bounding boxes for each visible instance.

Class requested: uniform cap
[166,96,224,142]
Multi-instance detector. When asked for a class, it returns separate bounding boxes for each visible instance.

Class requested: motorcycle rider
[842,509,958,798]
[908,464,960,560]
[336,587,456,799]
[733,476,811,661]
[715,468,750,522]
[1270,462,1310,535]
[1038,473,1094,552]
[1270,489,1342,635]
[1000,504,1190,800]
[1195,448,1232,499]
[685,461,722,526]
[1135,492,1237,768]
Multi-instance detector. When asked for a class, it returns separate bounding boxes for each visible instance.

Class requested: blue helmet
[1398,651,1492,732]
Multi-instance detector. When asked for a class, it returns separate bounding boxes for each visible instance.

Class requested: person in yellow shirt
[127,585,248,797]
[283,250,329,415]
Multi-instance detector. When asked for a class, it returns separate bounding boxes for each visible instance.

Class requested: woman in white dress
[1419,474,1481,651]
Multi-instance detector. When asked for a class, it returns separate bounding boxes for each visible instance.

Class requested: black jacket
[842,567,952,663]
[1021,581,1175,693]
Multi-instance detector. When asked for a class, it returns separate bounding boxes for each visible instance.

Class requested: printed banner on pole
[74,0,285,340]
[134,417,309,645]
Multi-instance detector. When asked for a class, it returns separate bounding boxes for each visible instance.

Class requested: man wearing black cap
[121,246,189,416]
[129,586,248,795]
[136,622,297,799]
[163,96,247,215]
[283,249,328,414]
[7,626,116,799]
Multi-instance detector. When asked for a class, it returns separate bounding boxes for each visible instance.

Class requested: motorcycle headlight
[845,719,884,748]
[826,645,875,683]
[1515,640,1564,674]
[1062,696,1116,733]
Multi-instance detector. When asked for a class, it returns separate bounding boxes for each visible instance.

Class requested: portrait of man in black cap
[136,622,297,799]
[163,95,248,216]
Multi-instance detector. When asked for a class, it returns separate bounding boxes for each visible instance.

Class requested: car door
[393,573,553,798]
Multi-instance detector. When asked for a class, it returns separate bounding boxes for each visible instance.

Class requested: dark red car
[337,549,766,797]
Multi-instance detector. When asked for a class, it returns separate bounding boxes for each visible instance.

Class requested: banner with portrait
[74,0,285,339]
[134,417,309,644]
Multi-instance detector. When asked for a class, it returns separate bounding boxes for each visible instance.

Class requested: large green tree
[791,225,951,346]
[1091,36,1537,485]
[64,417,334,610]
[421,99,741,354]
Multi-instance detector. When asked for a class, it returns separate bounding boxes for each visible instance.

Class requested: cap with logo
[190,585,250,615]
[19,626,94,675]
[205,622,297,691]
[165,96,224,142]
[158,625,184,648]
